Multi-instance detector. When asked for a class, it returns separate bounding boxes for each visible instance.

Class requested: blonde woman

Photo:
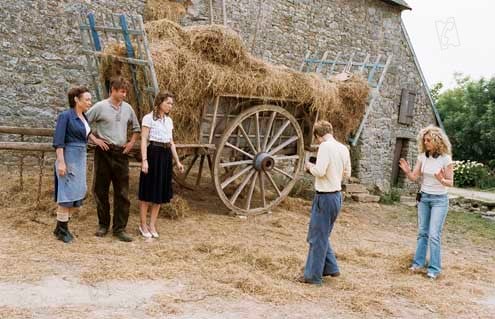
[399,125,454,279]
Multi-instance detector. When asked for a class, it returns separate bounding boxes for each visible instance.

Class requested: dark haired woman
[52,87,92,243]
[138,91,184,238]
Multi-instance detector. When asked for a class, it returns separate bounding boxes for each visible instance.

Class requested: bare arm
[56,148,66,176]
[170,139,184,173]
[88,133,109,151]
[434,163,454,187]
[140,127,150,174]
[399,158,422,182]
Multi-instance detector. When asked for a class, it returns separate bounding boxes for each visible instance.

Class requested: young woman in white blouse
[138,91,184,238]
[399,125,454,279]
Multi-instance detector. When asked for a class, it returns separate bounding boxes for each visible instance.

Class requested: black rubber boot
[61,220,74,241]
[53,221,60,237]
[55,221,73,243]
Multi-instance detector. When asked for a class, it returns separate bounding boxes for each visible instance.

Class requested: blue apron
[54,142,87,203]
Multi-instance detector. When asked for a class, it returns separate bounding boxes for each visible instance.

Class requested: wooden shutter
[398,89,416,125]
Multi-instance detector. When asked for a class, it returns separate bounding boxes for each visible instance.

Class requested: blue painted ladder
[78,12,159,118]
[299,51,393,146]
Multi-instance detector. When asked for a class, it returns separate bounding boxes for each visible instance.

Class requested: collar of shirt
[108,98,123,110]
[69,108,88,122]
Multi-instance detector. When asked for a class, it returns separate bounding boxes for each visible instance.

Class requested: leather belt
[316,191,340,194]
[150,141,171,148]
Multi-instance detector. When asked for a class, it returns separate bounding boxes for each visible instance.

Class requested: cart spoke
[230,169,255,205]
[219,159,253,168]
[225,142,254,159]
[273,155,300,161]
[245,172,258,210]
[264,170,281,196]
[262,111,277,151]
[221,165,252,189]
[268,136,298,156]
[259,171,266,207]
[266,120,291,152]
[255,112,261,152]
[237,123,257,155]
[273,167,295,180]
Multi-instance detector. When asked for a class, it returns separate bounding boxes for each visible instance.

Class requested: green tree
[435,75,495,163]
[430,82,443,104]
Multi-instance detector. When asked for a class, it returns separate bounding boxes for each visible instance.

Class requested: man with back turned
[299,120,351,285]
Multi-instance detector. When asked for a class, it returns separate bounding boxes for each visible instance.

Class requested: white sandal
[139,225,152,238]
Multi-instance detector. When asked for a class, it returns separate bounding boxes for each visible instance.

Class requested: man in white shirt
[299,120,351,285]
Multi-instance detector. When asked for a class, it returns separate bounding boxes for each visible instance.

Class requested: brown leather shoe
[95,226,108,237]
[113,231,133,242]
[296,275,322,285]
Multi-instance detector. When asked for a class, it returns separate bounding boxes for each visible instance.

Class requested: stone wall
[0,0,145,129]
[182,0,437,191]
[0,0,437,191]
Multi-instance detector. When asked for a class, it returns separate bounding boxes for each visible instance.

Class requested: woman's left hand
[434,168,445,182]
[177,162,184,173]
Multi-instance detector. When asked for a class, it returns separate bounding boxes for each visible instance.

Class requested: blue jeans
[412,192,449,275]
[304,192,342,284]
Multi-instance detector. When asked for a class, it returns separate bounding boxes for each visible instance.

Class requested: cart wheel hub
[254,153,274,172]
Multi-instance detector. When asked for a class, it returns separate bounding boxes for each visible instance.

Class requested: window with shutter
[398,89,416,125]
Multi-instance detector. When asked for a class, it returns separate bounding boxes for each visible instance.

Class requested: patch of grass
[446,210,495,243]
[379,188,401,205]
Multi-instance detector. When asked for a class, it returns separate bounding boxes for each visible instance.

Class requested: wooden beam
[0,126,54,136]
[0,142,53,152]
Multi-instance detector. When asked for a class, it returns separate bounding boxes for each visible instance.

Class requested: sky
[401,0,494,90]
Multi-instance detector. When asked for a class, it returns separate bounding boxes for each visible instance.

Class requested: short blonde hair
[417,125,452,156]
[313,120,333,137]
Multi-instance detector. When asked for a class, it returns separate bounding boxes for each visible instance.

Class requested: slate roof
[381,0,411,10]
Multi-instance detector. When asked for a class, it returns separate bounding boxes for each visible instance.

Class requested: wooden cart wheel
[213,105,305,214]
[173,147,214,190]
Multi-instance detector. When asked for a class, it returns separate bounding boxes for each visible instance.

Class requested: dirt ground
[0,168,494,319]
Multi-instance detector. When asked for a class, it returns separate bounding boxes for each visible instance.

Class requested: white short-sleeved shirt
[142,113,173,143]
[419,153,452,195]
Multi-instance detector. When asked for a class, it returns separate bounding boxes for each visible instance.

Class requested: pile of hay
[100,19,369,143]
[144,0,191,23]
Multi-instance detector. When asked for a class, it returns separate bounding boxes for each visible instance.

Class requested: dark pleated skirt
[138,144,173,204]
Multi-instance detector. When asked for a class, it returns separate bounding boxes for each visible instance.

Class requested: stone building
[0,0,442,190]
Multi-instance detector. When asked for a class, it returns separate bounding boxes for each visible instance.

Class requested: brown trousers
[93,148,130,234]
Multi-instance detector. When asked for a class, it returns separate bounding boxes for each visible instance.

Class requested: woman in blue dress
[52,86,92,243]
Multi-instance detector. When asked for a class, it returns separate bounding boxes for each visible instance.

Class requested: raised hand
[399,158,411,174]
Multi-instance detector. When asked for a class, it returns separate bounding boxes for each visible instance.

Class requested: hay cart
[78,13,391,215]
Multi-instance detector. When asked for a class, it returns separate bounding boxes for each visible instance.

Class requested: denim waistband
[65,142,86,148]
